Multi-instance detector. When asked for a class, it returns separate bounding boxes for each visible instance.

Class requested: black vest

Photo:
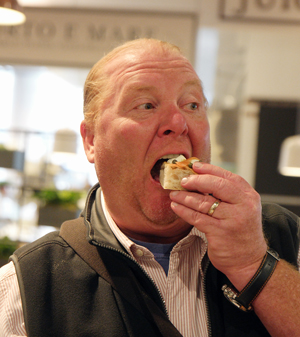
[11,203,299,337]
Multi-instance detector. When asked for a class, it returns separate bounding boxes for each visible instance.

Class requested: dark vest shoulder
[261,202,300,266]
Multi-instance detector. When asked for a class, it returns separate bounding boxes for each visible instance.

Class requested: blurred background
[0,0,300,262]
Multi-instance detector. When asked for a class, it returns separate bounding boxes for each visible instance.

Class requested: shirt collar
[100,190,208,256]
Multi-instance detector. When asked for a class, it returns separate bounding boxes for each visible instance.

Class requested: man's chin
[136,187,183,225]
[149,209,179,226]
[141,198,181,227]
[142,208,192,242]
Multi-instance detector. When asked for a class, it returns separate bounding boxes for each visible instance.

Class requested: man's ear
[80,121,95,163]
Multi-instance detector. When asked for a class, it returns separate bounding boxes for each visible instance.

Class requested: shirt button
[136,249,144,257]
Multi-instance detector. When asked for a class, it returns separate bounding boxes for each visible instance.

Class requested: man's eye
[137,103,154,110]
[187,102,198,110]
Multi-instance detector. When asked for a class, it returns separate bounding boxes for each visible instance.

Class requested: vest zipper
[203,260,212,337]
[92,241,169,318]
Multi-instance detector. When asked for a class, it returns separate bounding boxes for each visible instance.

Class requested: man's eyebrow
[182,79,203,90]
[182,79,208,107]
[124,84,158,94]
[121,80,203,99]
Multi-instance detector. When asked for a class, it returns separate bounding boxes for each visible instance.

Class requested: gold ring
[207,200,220,216]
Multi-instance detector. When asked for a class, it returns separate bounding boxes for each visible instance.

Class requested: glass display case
[0,128,93,245]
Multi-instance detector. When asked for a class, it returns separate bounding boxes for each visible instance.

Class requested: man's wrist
[222,249,280,312]
[225,250,268,291]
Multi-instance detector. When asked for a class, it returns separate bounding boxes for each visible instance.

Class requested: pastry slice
[159,155,200,190]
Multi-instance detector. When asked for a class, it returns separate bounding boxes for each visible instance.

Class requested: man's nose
[158,106,189,138]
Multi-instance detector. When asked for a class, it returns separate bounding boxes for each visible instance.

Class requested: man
[0,38,299,337]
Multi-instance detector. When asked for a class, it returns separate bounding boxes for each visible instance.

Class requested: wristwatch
[222,248,280,312]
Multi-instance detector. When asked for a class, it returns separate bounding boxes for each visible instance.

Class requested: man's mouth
[151,159,165,182]
[150,154,185,182]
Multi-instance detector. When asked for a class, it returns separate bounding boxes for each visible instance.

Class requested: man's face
[83,48,211,241]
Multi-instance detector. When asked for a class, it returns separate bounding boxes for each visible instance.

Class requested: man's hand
[169,162,268,290]
[170,162,300,336]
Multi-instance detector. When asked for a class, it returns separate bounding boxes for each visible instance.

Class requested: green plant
[0,144,7,150]
[0,236,18,259]
[34,189,83,209]
[0,182,9,188]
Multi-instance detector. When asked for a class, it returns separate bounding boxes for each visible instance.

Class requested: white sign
[220,0,300,23]
[0,7,197,67]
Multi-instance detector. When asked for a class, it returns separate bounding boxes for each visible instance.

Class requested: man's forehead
[104,49,195,77]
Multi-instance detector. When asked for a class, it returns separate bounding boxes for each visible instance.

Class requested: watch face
[222,285,252,312]
[267,248,280,261]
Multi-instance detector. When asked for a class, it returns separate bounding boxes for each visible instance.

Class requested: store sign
[220,0,300,23]
[0,7,197,67]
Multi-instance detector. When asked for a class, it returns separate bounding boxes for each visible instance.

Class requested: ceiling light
[51,129,78,166]
[278,135,300,177]
[53,129,77,155]
[0,0,26,26]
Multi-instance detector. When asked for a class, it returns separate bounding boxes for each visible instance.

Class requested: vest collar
[82,183,127,253]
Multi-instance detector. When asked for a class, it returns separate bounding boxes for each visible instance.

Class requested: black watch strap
[222,249,280,312]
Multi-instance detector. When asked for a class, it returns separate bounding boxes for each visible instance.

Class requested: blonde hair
[83,38,184,129]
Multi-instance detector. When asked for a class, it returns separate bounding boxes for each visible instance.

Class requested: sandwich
[159,155,200,190]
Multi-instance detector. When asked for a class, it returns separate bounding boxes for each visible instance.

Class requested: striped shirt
[101,192,210,337]
[0,262,26,336]
[0,191,210,336]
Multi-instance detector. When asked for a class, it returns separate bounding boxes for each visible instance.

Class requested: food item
[159,155,200,190]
